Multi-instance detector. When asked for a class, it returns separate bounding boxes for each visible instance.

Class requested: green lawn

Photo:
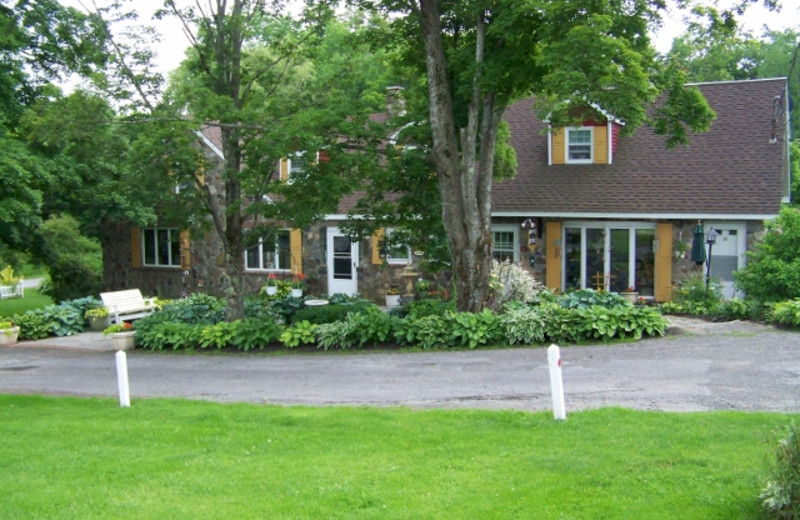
[0,288,53,318]
[0,395,791,519]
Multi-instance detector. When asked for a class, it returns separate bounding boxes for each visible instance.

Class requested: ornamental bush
[761,422,800,519]
[735,206,800,302]
[490,259,545,308]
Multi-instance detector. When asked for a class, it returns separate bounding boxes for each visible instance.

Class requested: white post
[547,344,566,420]
[115,350,131,408]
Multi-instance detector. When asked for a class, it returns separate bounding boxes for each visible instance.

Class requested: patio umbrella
[691,222,707,266]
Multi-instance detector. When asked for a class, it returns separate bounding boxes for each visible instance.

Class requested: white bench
[0,282,23,300]
[100,289,157,324]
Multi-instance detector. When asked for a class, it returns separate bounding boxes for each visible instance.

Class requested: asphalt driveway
[1,317,798,413]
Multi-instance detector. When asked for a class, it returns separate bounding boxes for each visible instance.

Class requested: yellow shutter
[280,158,289,182]
[545,220,562,291]
[131,227,142,268]
[593,125,608,164]
[372,228,386,264]
[654,222,673,302]
[290,228,302,273]
[552,129,565,165]
[180,230,191,270]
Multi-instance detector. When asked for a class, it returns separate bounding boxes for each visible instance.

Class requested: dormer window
[566,127,593,163]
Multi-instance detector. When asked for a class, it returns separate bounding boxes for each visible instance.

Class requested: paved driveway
[1,318,798,412]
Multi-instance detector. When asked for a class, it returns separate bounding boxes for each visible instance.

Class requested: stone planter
[291,288,303,298]
[88,315,111,332]
[621,291,639,304]
[111,331,136,351]
[385,294,401,308]
[0,326,20,346]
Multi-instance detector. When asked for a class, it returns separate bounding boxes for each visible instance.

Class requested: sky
[59,0,798,79]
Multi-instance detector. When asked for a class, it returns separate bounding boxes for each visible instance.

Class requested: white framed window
[491,226,518,262]
[566,127,593,163]
[384,228,411,265]
[142,228,182,267]
[288,154,306,177]
[245,230,291,271]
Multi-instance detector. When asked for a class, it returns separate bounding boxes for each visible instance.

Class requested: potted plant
[103,322,135,350]
[621,285,639,303]
[291,273,307,298]
[85,307,111,331]
[0,265,21,299]
[265,273,279,295]
[0,320,20,346]
[415,279,432,298]
[385,284,401,308]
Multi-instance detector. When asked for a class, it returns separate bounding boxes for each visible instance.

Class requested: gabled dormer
[547,105,624,165]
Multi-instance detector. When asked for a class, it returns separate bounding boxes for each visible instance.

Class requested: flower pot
[621,291,639,304]
[266,285,278,296]
[385,294,401,308]
[0,326,20,346]
[111,331,136,351]
[291,288,303,298]
[88,315,111,332]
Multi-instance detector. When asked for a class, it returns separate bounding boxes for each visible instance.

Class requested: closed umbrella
[691,222,707,266]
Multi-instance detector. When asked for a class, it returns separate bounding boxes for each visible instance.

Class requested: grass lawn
[0,288,54,318]
[0,395,793,519]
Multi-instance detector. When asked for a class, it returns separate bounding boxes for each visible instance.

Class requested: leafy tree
[39,214,103,303]
[335,0,716,312]
[734,206,800,301]
[116,3,390,320]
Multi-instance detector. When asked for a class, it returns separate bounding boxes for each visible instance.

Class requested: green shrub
[670,273,722,316]
[292,301,375,325]
[147,293,225,325]
[558,289,628,309]
[499,306,547,345]
[233,318,282,351]
[714,298,749,321]
[279,320,317,348]
[403,298,456,320]
[736,206,800,301]
[38,215,102,303]
[768,299,800,327]
[135,322,199,351]
[761,422,800,519]
[198,321,238,349]
[346,308,398,346]
[316,321,356,351]
[12,298,90,339]
[450,309,502,349]
[395,314,452,349]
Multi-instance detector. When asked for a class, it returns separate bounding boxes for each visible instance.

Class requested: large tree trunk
[418,0,502,312]
[221,126,246,321]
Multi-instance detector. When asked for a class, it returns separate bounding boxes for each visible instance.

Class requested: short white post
[547,344,566,420]
[115,350,131,408]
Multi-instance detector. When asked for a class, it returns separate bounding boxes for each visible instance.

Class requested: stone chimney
[385,86,406,117]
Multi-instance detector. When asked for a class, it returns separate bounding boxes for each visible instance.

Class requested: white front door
[327,227,359,296]
[705,222,745,299]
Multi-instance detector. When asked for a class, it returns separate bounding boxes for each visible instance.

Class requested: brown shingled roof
[495,78,789,217]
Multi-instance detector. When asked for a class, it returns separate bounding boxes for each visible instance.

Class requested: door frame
[326,227,359,296]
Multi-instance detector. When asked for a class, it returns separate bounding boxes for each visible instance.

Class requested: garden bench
[100,289,157,324]
[0,282,23,300]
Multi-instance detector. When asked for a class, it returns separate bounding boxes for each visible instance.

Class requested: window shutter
[180,230,191,270]
[130,227,142,268]
[290,228,302,273]
[372,228,386,264]
[654,222,673,302]
[552,129,565,165]
[279,158,289,182]
[593,125,608,164]
[545,220,562,291]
